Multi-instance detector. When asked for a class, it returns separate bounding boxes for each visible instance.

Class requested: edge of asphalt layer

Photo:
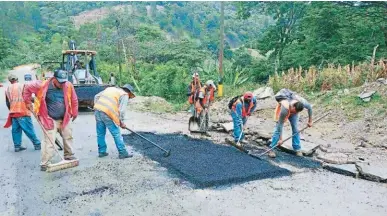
[123,132,292,188]
[243,145,322,169]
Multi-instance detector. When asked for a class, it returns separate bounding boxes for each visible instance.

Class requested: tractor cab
[62,50,103,85]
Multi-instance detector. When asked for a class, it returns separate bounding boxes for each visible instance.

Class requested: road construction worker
[3,74,41,152]
[187,72,202,116]
[109,73,116,85]
[196,80,217,112]
[268,88,313,158]
[226,92,257,146]
[23,70,79,171]
[93,84,136,159]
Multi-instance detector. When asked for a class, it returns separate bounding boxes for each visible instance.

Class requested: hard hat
[192,72,199,78]
[122,84,135,93]
[206,80,217,91]
[54,69,68,83]
[243,91,253,100]
[8,74,18,82]
[122,84,136,98]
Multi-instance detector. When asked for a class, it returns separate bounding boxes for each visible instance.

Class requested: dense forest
[0,1,386,103]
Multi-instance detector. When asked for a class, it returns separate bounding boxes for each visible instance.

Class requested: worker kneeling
[93,84,136,159]
[227,92,257,146]
[268,88,313,158]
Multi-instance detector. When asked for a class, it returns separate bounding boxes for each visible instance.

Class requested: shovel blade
[188,116,200,132]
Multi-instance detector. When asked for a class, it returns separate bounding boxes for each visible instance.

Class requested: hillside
[0,1,385,105]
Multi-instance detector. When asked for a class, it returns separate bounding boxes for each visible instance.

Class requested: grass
[0,68,7,81]
[307,89,387,121]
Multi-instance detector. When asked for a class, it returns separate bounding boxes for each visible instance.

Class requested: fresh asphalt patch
[123,133,292,188]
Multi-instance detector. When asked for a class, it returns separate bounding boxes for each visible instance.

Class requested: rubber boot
[15,146,27,152]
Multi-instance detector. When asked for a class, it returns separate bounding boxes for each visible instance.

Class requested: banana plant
[233,66,249,87]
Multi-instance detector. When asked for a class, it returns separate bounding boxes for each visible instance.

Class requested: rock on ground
[253,86,274,99]
[323,164,359,177]
[356,162,387,183]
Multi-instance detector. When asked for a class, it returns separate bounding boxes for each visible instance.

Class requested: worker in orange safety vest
[4,74,41,152]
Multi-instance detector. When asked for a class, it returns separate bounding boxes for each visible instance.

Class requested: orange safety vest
[232,97,254,118]
[93,87,127,125]
[34,80,72,115]
[198,86,215,105]
[188,81,202,104]
[6,83,30,116]
[274,101,296,122]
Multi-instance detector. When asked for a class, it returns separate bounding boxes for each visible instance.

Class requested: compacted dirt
[1,65,387,216]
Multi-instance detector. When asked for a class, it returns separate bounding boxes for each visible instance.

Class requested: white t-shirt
[110,77,116,85]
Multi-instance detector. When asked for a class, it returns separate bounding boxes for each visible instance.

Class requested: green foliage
[1,1,386,110]
[139,62,188,102]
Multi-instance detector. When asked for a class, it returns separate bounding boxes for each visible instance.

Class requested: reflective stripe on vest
[34,80,72,115]
[94,87,127,125]
[6,83,30,116]
[232,97,254,117]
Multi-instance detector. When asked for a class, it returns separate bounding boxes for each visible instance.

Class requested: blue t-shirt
[45,81,66,120]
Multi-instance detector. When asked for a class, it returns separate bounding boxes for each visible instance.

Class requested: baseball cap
[54,70,68,83]
[8,74,18,82]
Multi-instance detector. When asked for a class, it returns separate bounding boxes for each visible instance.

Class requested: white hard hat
[206,80,216,91]
[192,72,199,78]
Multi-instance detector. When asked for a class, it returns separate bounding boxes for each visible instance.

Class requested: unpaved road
[1,66,387,216]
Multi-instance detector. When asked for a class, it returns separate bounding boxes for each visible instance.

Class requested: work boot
[296,151,303,157]
[119,152,133,159]
[225,138,236,145]
[98,152,109,158]
[34,145,41,150]
[15,146,27,152]
[268,150,276,158]
[40,165,47,172]
[64,155,77,160]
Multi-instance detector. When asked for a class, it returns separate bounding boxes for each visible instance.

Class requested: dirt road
[1,66,386,216]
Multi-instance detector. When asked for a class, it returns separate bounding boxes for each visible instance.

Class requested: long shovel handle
[258,111,331,158]
[124,127,171,157]
[32,112,64,160]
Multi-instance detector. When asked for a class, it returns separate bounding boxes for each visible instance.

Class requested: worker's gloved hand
[120,121,126,129]
[277,140,283,146]
[72,115,77,122]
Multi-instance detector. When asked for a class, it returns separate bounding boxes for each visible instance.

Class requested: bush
[268,59,387,93]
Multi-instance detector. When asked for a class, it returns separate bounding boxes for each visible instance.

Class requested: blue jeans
[95,110,128,155]
[270,113,301,151]
[231,111,247,142]
[11,116,41,148]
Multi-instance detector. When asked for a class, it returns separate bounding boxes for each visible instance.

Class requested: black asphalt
[123,133,292,188]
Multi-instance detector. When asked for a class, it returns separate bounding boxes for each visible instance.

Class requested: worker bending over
[4,74,41,152]
[23,70,78,171]
[93,84,136,159]
[268,88,313,158]
[227,92,257,146]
